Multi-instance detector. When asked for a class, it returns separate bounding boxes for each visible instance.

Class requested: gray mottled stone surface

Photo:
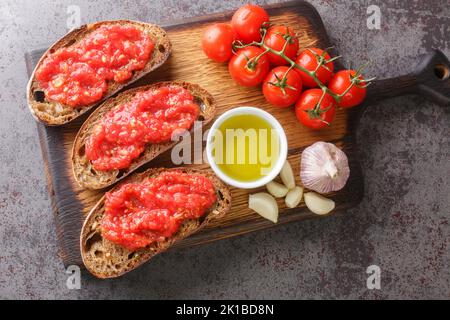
[0,0,448,299]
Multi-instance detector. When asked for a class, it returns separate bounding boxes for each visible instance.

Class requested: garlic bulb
[300,142,350,193]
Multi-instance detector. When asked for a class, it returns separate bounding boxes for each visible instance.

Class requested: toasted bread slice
[72,81,216,190]
[80,167,232,278]
[27,20,171,126]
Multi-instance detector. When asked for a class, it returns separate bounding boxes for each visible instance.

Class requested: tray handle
[365,49,450,107]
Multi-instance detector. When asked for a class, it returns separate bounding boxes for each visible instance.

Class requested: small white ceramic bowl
[206,107,288,189]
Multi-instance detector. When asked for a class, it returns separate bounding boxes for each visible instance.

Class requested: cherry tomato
[295,89,336,130]
[294,48,334,87]
[231,4,269,43]
[228,46,270,87]
[263,25,299,66]
[328,69,367,108]
[201,23,236,62]
[262,66,302,108]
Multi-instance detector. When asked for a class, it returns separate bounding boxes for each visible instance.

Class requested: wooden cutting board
[25,1,450,268]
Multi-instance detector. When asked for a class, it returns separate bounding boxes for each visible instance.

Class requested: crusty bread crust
[27,20,171,126]
[71,81,216,190]
[80,167,232,279]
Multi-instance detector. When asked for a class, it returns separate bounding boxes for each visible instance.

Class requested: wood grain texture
[25,1,364,267]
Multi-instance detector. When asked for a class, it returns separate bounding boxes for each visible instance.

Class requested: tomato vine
[233,26,375,115]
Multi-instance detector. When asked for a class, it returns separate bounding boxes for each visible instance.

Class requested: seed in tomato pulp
[263,25,299,66]
[228,46,270,87]
[231,4,270,43]
[294,48,334,88]
[328,69,367,108]
[295,88,336,130]
[201,23,236,62]
[262,66,302,108]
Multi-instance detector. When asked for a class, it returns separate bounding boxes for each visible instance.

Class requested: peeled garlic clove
[300,142,350,194]
[249,192,279,223]
[280,160,295,189]
[285,186,303,208]
[266,181,289,198]
[304,192,335,215]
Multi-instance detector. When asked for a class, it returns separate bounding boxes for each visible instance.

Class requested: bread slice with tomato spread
[72,81,216,190]
[80,167,232,279]
[27,20,171,126]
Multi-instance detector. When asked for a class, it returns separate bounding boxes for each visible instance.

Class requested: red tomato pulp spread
[35,25,154,107]
[102,170,217,250]
[85,86,199,171]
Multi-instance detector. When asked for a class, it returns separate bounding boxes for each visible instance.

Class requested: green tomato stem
[233,27,375,105]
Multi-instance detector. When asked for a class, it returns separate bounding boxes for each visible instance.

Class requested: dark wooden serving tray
[25,1,450,267]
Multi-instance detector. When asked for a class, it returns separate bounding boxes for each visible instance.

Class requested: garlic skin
[300,142,350,193]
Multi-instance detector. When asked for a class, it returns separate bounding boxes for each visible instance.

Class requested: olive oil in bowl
[207,107,288,189]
